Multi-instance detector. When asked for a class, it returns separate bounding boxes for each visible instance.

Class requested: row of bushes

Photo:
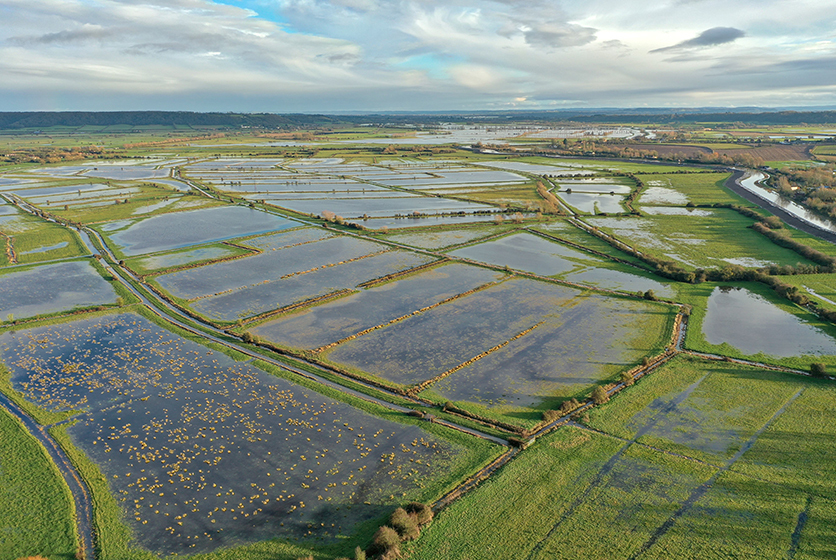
[295,503,433,560]
[751,221,836,270]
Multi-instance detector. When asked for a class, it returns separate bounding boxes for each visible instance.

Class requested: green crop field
[0,407,77,560]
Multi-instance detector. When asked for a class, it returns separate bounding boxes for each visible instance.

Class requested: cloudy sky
[1,0,835,112]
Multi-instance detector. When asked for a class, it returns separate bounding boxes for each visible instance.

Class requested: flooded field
[0,261,117,320]
[449,232,585,276]
[252,263,503,350]
[427,293,669,408]
[386,228,500,249]
[156,235,386,300]
[448,232,672,296]
[271,198,495,219]
[638,186,689,205]
[133,246,243,272]
[556,180,632,194]
[702,287,836,357]
[358,214,510,230]
[327,277,671,406]
[103,206,297,256]
[0,313,468,554]
[191,250,435,321]
[557,192,625,214]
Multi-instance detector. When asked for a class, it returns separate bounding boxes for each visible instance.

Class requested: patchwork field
[449,231,674,296]
[0,260,119,322]
[325,277,674,423]
[2,141,836,560]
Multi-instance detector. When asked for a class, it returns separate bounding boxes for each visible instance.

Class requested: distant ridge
[1,109,835,129]
[0,111,343,130]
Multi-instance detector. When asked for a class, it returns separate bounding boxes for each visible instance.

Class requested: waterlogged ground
[103,206,297,256]
[0,260,117,321]
[449,232,673,296]
[0,313,467,554]
[702,287,836,357]
[252,263,503,350]
[152,229,436,321]
[327,277,671,409]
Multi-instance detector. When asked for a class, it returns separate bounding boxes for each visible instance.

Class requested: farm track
[0,391,96,560]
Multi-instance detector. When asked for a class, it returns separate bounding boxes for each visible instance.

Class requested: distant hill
[0,112,346,130]
[1,109,835,130]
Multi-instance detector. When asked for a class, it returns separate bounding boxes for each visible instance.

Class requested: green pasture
[588,209,820,270]
[783,273,836,312]
[0,407,77,560]
[587,355,809,464]
[634,172,746,206]
[0,216,89,265]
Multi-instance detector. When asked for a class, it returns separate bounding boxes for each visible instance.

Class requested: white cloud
[2,0,836,110]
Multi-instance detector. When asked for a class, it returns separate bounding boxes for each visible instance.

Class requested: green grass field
[588,209,818,270]
[784,273,836,312]
[634,172,747,206]
[0,407,77,560]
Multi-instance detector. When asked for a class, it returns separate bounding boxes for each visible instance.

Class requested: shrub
[811,362,828,377]
[763,215,783,229]
[643,289,657,301]
[620,371,635,386]
[368,526,401,557]
[404,502,434,525]
[543,409,561,422]
[354,546,367,560]
[390,507,420,540]
[558,398,580,414]
[241,332,254,344]
[591,386,609,404]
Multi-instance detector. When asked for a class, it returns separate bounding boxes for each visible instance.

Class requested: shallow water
[702,286,836,356]
[253,263,503,349]
[106,206,296,256]
[157,235,385,300]
[135,246,239,271]
[0,260,117,319]
[18,241,69,255]
[557,192,626,214]
[449,232,585,276]
[192,250,435,320]
[0,313,461,555]
[638,187,689,205]
[271,197,494,219]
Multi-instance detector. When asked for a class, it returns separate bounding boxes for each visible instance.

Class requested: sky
[1,0,835,112]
